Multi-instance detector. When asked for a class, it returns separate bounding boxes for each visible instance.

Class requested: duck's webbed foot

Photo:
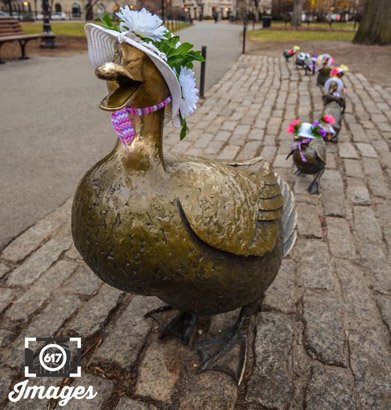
[145,306,197,345]
[195,302,258,385]
[308,169,324,195]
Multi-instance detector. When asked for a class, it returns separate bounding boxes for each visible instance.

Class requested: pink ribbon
[291,138,312,162]
[111,96,172,147]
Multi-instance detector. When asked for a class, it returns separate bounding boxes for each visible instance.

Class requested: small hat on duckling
[330,64,349,77]
[324,76,344,96]
[287,119,327,140]
[317,53,334,67]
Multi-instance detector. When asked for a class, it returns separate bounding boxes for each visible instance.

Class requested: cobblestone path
[1,55,390,409]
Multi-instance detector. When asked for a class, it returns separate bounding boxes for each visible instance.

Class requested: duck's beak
[95,63,143,111]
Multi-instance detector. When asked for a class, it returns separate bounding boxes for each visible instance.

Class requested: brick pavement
[0,55,390,409]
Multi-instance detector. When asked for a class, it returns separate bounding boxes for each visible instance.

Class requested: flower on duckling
[321,114,336,125]
[178,67,199,118]
[287,118,300,134]
[116,7,167,41]
[330,67,339,77]
[311,120,327,139]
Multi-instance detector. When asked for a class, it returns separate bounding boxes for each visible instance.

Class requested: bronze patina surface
[322,84,346,143]
[72,43,297,382]
[317,66,332,87]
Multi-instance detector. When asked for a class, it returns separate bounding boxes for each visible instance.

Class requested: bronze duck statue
[304,53,318,76]
[322,66,348,142]
[295,51,310,69]
[316,53,334,87]
[286,120,327,194]
[72,10,297,383]
[283,45,300,62]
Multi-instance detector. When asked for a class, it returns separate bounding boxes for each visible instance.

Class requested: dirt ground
[248,39,391,88]
[1,36,390,89]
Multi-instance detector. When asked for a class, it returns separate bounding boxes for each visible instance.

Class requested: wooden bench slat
[0,17,42,41]
[0,29,24,34]
[0,34,41,42]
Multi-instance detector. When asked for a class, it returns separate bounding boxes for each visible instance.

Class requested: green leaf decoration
[100,13,120,32]
[180,116,189,140]
[147,29,205,76]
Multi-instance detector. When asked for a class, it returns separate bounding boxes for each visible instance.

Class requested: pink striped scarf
[111,96,172,147]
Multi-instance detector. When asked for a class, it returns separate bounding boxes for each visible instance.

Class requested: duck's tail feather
[275,174,297,257]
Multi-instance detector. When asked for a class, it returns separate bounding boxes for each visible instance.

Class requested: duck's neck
[116,109,165,171]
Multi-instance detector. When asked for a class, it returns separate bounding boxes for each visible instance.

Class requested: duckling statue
[295,52,310,69]
[286,119,327,194]
[319,114,338,142]
[316,53,334,87]
[304,53,318,75]
[72,8,297,384]
[283,45,300,62]
[322,65,348,142]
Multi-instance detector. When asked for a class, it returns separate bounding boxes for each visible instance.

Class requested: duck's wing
[173,159,287,257]
[276,174,297,257]
[311,139,327,164]
[228,157,297,257]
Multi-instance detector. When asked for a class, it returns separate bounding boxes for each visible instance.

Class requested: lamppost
[196,0,204,21]
[41,0,56,48]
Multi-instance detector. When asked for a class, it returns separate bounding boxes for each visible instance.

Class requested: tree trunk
[291,0,304,28]
[353,0,391,45]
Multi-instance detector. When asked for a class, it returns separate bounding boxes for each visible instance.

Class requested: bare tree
[291,0,304,27]
[353,0,391,45]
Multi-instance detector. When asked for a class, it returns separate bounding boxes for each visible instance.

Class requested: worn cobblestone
[179,373,237,410]
[0,199,72,264]
[6,260,78,322]
[246,313,294,409]
[4,293,81,368]
[65,284,123,337]
[295,240,335,290]
[116,397,157,409]
[305,364,355,410]
[65,374,114,409]
[6,238,71,286]
[326,217,356,259]
[135,338,184,403]
[94,296,161,369]
[303,292,348,367]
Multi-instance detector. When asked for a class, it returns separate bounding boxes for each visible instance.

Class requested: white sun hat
[324,77,344,97]
[84,8,198,130]
[297,122,315,139]
[317,53,334,67]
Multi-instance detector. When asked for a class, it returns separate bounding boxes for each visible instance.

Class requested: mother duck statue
[72,7,297,384]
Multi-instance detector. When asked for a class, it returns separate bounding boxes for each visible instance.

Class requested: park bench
[0,17,48,63]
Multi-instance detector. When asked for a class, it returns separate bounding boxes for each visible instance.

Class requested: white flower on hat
[178,67,199,118]
[116,7,167,41]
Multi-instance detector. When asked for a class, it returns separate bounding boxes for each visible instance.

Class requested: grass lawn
[21,21,190,37]
[249,28,355,42]
[270,21,356,31]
